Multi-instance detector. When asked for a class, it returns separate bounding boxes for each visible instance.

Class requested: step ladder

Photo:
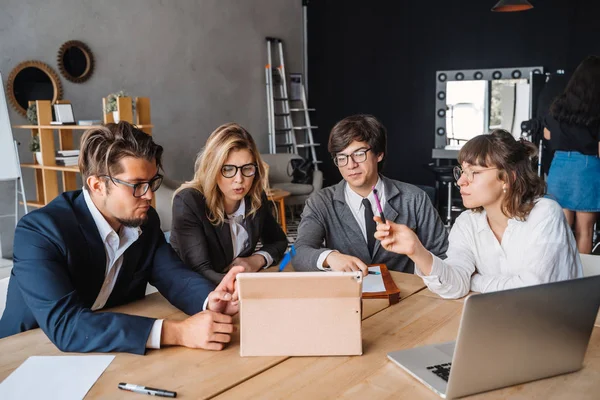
[265,37,320,170]
[289,74,320,170]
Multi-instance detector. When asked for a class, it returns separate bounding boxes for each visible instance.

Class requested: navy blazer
[0,190,215,355]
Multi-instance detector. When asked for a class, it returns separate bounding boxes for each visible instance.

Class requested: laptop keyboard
[427,363,452,382]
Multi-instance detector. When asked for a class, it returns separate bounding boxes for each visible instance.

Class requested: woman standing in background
[544,55,600,254]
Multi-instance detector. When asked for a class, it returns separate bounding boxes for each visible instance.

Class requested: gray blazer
[293,175,448,273]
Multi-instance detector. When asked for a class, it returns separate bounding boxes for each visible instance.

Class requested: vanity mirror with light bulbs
[432,66,544,160]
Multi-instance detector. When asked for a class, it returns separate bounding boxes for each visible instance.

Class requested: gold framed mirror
[6,60,63,117]
[57,40,95,83]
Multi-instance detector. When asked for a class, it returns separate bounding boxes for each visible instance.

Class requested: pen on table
[278,244,296,272]
[372,187,386,224]
[118,383,177,398]
[368,271,381,275]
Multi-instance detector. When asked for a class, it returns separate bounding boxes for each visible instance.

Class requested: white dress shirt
[83,190,163,349]
[416,197,583,299]
[227,200,273,268]
[317,177,386,269]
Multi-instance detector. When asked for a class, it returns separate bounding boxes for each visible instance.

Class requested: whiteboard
[0,71,20,181]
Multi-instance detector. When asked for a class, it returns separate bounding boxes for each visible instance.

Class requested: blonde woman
[170,123,287,285]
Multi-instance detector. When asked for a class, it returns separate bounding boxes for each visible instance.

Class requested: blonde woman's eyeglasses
[221,163,257,178]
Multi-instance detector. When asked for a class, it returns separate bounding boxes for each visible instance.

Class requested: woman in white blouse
[375,129,583,299]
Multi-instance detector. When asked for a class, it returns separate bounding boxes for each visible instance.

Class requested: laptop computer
[237,271,363,357]
[387,275,600,399]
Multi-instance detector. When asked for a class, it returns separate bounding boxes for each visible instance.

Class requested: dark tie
[363,198,376,257]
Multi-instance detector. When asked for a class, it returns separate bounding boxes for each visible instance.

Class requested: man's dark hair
[328,114,387,170]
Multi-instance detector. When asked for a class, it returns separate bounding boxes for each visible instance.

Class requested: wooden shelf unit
[14,97,152,207]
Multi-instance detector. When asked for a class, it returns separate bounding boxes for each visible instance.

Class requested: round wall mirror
[57,40,95,83]
[6,61,63,116]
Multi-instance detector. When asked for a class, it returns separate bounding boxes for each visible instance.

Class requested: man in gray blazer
[293,115,448,273]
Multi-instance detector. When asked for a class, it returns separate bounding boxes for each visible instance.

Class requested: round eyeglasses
[333,148,372,167]
[221,163,257,178]
[102,174,163,198]
[453,166,498,183]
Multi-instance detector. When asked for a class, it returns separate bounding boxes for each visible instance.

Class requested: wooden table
[0,272,425,399]
[5,272,598,399]
[266,189,291,234]
[217,289,600,399]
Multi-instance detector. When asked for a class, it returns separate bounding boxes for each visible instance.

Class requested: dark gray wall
[0,0,303,257]
[307,0,600,187]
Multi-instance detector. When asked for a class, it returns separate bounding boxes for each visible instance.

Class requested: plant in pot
[26,103,38,125]
[30,135,42,165]
[103,90,135,123]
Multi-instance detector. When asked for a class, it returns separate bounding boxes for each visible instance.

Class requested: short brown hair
[328,114,387,170]
[79,121,163,190]
[458,129,545,220]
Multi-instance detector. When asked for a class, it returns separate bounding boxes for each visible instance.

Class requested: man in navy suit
[0,121,242,355]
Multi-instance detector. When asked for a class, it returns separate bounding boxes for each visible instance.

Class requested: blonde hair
[175,123,268,225]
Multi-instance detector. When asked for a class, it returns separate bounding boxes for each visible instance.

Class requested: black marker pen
[118,382,177,398]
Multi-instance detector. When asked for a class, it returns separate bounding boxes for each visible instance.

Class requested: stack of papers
[55,149,80,166]
[77,120,102,126]
[363,266,386,293]
[0,355,114,400]
[56,150,80,157]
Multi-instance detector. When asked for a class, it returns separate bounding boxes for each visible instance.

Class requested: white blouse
[416,198,583,299]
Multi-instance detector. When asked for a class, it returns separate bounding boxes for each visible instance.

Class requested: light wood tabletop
[214,290,600,400]
[0,272,424,399]
[389,271,427,302]
[0,293,181,383]
[414,285,468,302]
[3,272,599,399]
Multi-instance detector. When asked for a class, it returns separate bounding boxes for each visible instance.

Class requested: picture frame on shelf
[51,103,76,125]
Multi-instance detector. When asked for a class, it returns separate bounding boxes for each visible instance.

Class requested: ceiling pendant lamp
[491,0,533,12]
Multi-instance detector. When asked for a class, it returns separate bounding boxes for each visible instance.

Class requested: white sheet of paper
[0,355,115,400]
[362,266,386,293]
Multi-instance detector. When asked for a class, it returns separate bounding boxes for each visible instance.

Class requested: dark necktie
[363,198,376,257]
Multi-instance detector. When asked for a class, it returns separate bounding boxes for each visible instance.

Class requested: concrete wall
[0,0,303,257]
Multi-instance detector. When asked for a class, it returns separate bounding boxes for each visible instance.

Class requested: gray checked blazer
[293,175,448,273]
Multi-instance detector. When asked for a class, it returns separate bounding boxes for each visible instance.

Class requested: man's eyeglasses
[333,148,372,167]
[221,163,257,178]
[453,166,497,183]
[102,174,163,198]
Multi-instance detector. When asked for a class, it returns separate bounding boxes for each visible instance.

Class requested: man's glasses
[333,148,372,167]
[102,174,163,198]
[221,163,257,178]
[453,166,498,183]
